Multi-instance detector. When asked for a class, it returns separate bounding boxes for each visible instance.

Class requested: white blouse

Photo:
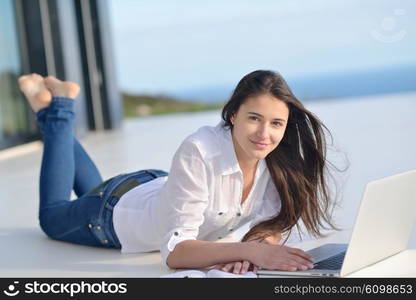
[112,120,282,267]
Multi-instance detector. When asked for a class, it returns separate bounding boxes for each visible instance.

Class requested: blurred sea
[168,64,416,103]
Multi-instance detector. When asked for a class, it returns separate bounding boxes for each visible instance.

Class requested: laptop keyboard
[313,251,346,270]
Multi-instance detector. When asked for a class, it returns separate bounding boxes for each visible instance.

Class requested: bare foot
[44,76,80,99]
[18,73,52,113]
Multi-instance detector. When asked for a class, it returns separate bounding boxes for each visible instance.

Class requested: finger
[233,261,243,274]
[284,254,314,271]
[288,252,311,263]
[284,258,305,271]
[241,261,250,274]
[290,262,308,271]
[288,248,314,262]
[286,253,314,269]
[288,247,313,260]
[286,251,314,267]
[281,264,297,272]
[221,263,234,272]
[208,264,223,270]
[252,265,258,274]
[292,254,315,268]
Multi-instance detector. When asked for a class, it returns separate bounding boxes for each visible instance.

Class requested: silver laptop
[257,170,416,277]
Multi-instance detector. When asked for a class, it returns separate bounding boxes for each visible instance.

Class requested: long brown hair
[221,70,342,243]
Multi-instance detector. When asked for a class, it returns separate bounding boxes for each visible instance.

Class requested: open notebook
[160,269,257,278]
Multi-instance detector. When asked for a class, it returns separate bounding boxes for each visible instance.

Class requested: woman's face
[230,93,289,167]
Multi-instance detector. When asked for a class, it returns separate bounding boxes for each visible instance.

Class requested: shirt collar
[215,120,267,177]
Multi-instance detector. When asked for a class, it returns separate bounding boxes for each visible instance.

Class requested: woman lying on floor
[18,70,339,274]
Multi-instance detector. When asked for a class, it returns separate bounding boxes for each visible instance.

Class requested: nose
[256,123,270,140]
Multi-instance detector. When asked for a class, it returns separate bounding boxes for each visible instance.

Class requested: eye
[272,121,283,127]
[249,116,259,121]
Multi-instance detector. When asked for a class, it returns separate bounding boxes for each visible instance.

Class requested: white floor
[1,92,415,277]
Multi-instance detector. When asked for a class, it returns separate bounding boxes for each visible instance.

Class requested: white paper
[160,269,257,278]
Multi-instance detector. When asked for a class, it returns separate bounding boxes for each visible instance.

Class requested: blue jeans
[36,97,168,248]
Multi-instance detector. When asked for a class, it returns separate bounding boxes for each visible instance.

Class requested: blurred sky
[109,0,415,97]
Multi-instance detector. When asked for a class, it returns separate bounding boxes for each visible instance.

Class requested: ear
[230,114,235,125]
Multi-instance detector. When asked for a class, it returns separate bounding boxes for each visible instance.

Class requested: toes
[44,76,61,87]
[18,78,33,91]
[18,77,28,87]
[45,75,58,81]
[65,82,80,98]
[43,77,80,98]
[18,75,27,83]
[31,73,43,80]
[18,74,32,85]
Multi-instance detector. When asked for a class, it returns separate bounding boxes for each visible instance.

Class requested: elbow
[165,240,190,269]
[166,244,182,269]
[166,253,178,269]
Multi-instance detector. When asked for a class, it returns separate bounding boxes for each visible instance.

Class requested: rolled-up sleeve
[158,140,210,267]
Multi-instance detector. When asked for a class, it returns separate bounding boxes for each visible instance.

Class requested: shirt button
[174,231,179,236]
[236,212,242,217]
[103,239,108,244]
[218,237,222,239]
[218,212,223,215]
[88,224,92,229]
[96,226,102,230]
[229,228,233,232]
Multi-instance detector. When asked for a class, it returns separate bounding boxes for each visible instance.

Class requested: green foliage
[122,93,224,119]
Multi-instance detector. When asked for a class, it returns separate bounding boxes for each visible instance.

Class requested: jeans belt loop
[145,169,160,179]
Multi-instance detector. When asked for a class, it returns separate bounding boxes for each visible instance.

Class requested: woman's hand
[247,242,314,271]
[207,234,310,274]
[217,260,258,274]
[207,237,268,274]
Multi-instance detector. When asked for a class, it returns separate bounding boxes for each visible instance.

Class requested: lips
[250,140,269,149]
